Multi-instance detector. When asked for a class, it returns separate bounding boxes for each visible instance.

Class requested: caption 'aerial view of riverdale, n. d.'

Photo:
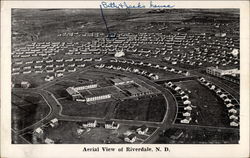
[11,8,240,144]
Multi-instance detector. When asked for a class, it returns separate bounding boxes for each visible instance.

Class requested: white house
[183,111,191,117]
[34,127,43,135]
[50,118,59,128]
[21,81,31,88]
[230,121,239,127]
[184,105,192,111]
[105,121,120,130]
[228,108,238,114]
[180,117,192,124]
[124,134,137,143]
[226,103,234,108]
[45,75,54,82]
[229,115,238,120]
[44,138,54,144]
[183,100,191,105]
[136,125,148,135]
[82,120,97,128]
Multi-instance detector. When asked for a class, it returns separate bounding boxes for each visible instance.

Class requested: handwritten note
[101,1,175,9]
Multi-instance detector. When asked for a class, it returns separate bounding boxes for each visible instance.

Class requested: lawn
[60,99,114,118]
[113,94,166,122]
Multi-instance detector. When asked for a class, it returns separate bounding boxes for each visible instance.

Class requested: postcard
[1,0,249,158]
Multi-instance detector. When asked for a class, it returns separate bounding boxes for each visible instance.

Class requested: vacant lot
[175,80,229,127]
[12,91,50,130]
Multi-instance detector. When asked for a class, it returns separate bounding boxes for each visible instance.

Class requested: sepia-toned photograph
[11,8,241,144]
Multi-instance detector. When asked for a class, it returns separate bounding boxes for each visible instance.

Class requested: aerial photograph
[11,8,240,144]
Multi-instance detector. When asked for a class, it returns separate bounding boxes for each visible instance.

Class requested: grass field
[174,80,229,127]
[113,94,166,122]
[60,99,114,118]
[12,92,50,130]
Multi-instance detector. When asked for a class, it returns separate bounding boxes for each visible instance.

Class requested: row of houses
[109,58,190,77]
[95,63,159,80]
[165,82,193,124]
[198,77,240,127]
[12,56,101,76]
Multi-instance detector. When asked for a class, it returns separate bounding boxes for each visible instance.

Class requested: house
[46,68,55,73]
[34,127,43,135]
[181,95,189,100]
[167,82,174,87]
[77,64,85,68]
[228,108,238,114]
[44,138,54,144]
[210,85,216,90]
[230,121,239,127]
[229,115,238,120]
[183,100,191,105]
[180,116,192,124]
[82,120,97,128]
[49,118,59,128]
[76,128,85,135]
[45,75,54,82]
[105,121,120,129]
[226,103,234,108]
[136,125,149,135]
[124,134,137,143]
[21,81,31,88]
[56,73,64,77]
[183,111,191,117]
[184,105,192,111]
[68,67,76,72]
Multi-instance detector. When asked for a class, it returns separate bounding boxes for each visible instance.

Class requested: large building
[85,94,111,102]
[66,84,111,102]
[206,66,239,77]
[74,84,98,91]
[110,77,134,86]
[66,87,83,100]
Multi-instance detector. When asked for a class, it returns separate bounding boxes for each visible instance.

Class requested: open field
[12,92,50,130]
[60,99,113,118]
[113,94,166,122]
